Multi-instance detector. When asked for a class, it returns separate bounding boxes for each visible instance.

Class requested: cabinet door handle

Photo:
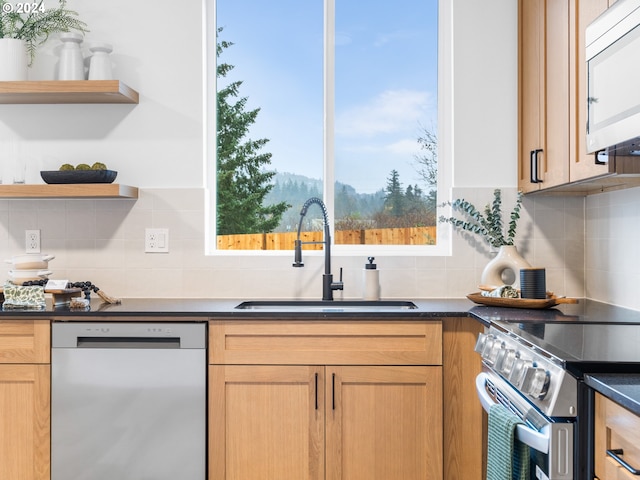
[315,372,319,410]
[530,149,543,183]
[332,373,336,410]
[607,449,640,475]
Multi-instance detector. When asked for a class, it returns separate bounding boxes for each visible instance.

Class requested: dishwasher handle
[77,336,181,349]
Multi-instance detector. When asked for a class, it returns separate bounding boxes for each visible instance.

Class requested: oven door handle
[475,372,550,454]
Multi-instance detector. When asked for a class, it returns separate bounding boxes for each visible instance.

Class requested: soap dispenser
[363,256,380,301]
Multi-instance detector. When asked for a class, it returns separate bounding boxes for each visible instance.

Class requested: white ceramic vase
[57,32,85,80]
[480,245,531,290]
[88,43,113,80]
[0,39,28,81]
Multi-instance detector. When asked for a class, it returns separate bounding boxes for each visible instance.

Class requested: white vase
[57,32,85,80]
[88,42,113,80]
[480,245,531,290]
[0,39,28,81]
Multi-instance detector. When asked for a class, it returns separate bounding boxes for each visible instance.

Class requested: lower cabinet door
[326,366,443,480]
[210,364,325,480]
[0,364,50,480]
[210,364,442,480]
[595,393,640,480]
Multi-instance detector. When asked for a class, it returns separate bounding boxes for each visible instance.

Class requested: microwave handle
[475,372,550,454]
[594,149,607,166]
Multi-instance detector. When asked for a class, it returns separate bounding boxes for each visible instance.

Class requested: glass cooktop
[494,321,640,375]
[470,299,640,375]
[470,299,640,324]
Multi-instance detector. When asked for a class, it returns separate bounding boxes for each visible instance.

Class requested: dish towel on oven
[486,403,530,480]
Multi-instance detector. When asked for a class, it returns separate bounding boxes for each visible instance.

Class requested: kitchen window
[204,0,450,254]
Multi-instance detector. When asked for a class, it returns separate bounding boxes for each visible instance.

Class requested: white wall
[0,0,587,301]
[5,0,203,188]
[451,0,518,188]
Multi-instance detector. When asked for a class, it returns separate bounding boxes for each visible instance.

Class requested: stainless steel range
[476,324,576,480]
[473,316,640,480]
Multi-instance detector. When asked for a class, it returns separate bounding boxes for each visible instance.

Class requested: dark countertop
[0,297,475,319]
[6,295,640,410]
[585,374,640,416]
[2,296,640,325]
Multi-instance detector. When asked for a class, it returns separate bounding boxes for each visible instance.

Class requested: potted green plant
[0,0,88,79]
[439,189,531,288]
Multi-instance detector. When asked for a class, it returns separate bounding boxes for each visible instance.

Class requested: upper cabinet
[519,0,640,195]
[518,0,570,193]
[570,0,611,183]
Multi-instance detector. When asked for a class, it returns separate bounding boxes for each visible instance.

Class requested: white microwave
[586,0,640,154]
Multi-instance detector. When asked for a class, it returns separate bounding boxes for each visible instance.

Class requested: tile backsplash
[585,187,640,310]
[0,187,586,300]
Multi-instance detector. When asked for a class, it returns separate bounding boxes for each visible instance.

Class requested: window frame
[203,0,452,256]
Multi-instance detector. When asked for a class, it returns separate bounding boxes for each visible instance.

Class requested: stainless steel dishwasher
[51,322,206,480]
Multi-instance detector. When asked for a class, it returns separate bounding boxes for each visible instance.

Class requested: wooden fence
[217,226,436,250]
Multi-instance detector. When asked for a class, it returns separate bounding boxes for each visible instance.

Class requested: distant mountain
[265,172,385,232]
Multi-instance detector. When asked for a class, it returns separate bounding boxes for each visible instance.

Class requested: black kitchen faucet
[292,197,343,301]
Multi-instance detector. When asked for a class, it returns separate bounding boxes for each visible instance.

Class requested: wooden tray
[467,292,578,309]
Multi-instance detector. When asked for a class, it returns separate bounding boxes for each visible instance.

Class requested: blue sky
[216,0,438,194]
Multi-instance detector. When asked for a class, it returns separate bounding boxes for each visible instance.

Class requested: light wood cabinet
[0,320,50,363]
[210,364,324,480]
[0,320,50,480]
[518,0,570,193]
[326,365,442,480]
[443,317,486,480]
[570,0,611,183]
[209,319,443,480]
[519,0,640,195]
[594,393,640,480]
[565,0,640,194]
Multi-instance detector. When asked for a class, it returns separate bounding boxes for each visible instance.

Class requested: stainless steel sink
[234,300,418,312]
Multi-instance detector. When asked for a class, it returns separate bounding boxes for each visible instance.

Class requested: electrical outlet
[145,228,169,253]
[26,229,41,253]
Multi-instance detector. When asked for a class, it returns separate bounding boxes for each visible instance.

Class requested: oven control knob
[474,333,493,355]
[497,349,517,376]
[494,347,508,370]
[484,338,503,365]
[509,358,532,388]
[522,367,550,399]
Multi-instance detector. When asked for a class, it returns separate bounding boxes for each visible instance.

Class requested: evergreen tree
[335,184,358,219]
[404,184,428,214]
[383,169,405,216]
[216,29,289,235]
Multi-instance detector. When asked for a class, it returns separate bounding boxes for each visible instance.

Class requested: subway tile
[0,186,605,303]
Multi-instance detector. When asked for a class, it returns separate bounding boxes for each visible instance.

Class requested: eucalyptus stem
[439,189,523,248]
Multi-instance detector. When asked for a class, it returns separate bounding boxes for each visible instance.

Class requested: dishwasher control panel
[80,325,174,335]
[52,323,206,348]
